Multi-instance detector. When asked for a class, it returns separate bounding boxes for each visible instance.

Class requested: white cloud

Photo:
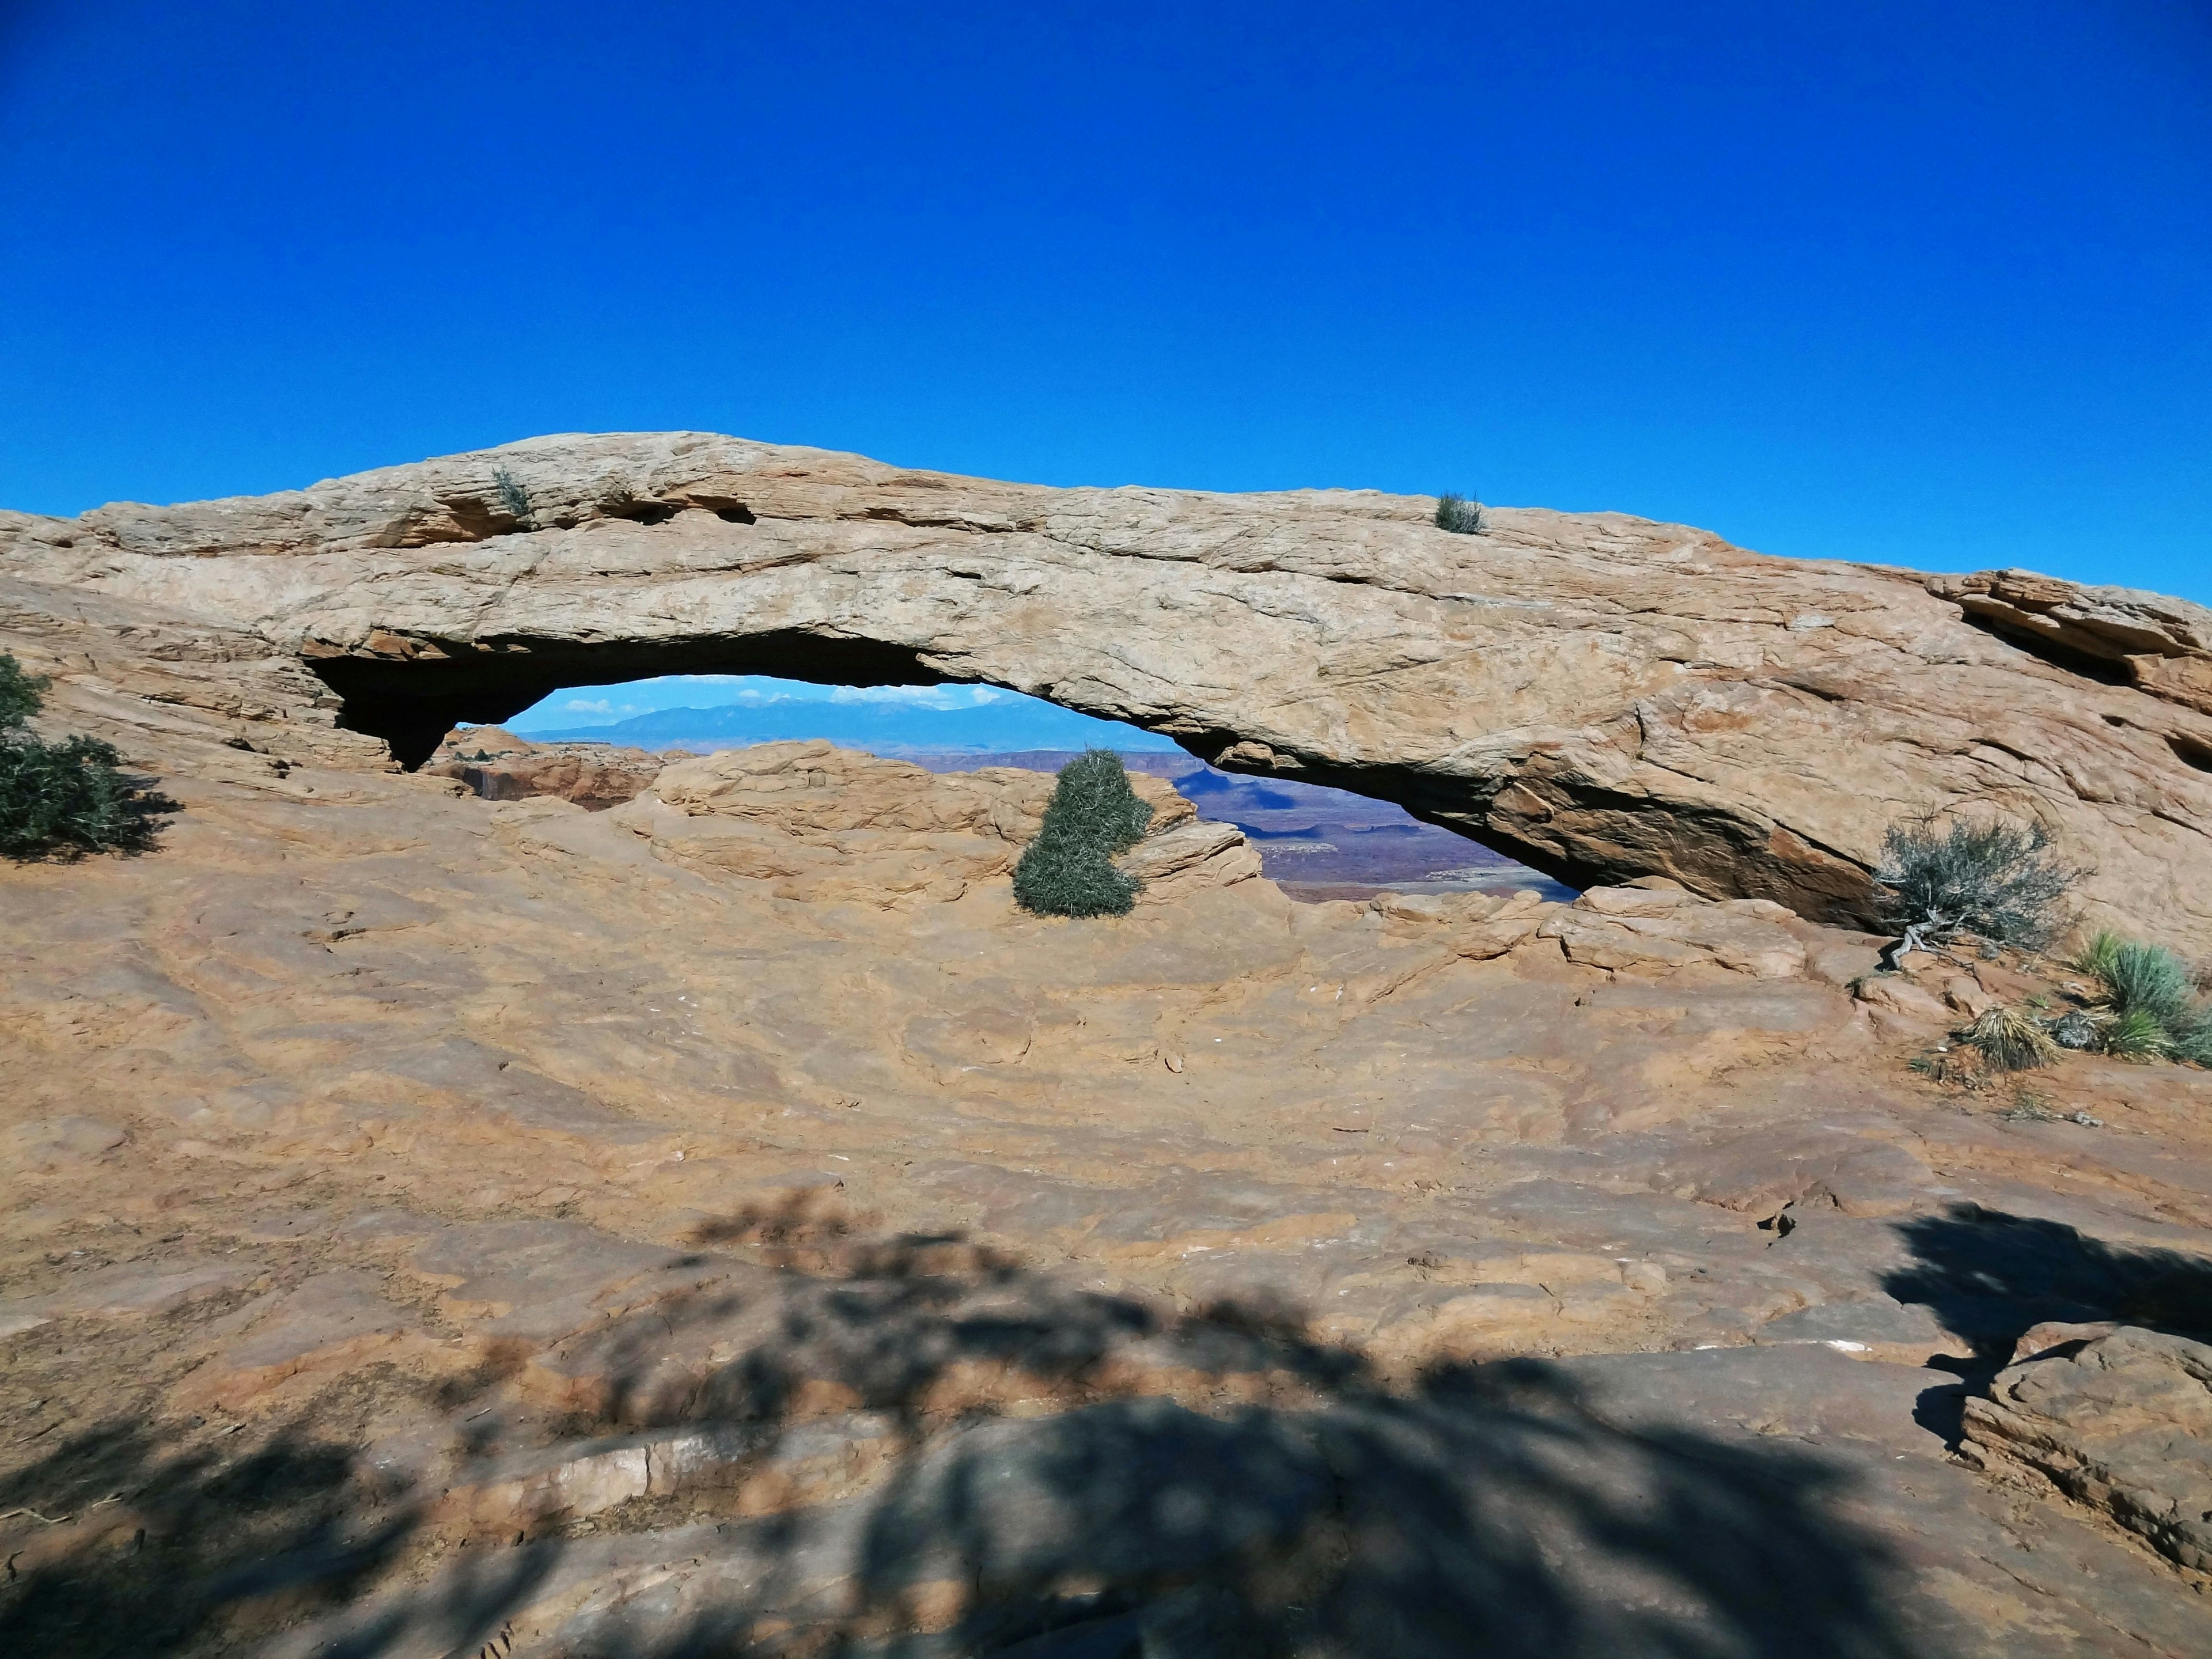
[825,684,1005,709]
[513,673,1031,731]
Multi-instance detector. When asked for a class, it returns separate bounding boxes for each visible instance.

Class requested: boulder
[1961,1325,2212,1572]
[1536,886,1809,978]
[422,725,665,809]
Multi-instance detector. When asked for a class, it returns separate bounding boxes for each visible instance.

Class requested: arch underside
[306,628,1881,927]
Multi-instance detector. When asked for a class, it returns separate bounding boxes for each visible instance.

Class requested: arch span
[7,431,2210,947]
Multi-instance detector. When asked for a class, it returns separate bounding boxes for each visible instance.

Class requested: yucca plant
[1958,1005,2059,1073]
[2070,929,2212,1066]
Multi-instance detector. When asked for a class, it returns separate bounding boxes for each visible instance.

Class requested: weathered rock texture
[422,724,666,809]
[1964,1326,2212,1573]
[7,734,2212,1654]
[5,432,2211,951]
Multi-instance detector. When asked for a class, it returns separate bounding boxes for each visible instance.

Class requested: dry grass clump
[1958,1005,2061,1073]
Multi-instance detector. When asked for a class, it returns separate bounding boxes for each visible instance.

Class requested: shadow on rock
[0,1419,425,1658]
[1883,1201,2212,1444]
[4,1214,1938,1659]
[1884,1203,2212,1360]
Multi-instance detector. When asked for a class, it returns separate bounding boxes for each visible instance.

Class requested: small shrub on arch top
[0,652,177,859]
[1434,491,1485,535]
[1012,749,1154,918]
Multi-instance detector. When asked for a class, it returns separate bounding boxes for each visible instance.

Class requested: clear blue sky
[3,2,2207,600]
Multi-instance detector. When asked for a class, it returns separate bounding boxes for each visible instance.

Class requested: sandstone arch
[4,432,2211,948]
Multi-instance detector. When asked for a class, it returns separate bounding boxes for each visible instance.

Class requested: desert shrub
[0,652,176,859]
[492,467,533,527]
[0,652,47,726]
[1434,492,1485,535]
[2070,930,2212,1065]
[2100,1007,2173,1063]
[1012,749,1153,918]
[1959,1005,2059,1073]
[2084,933,2194,1028]
[1874,814,2076,956]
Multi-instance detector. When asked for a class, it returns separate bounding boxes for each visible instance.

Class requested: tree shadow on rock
[1884,1202,2212,1358]
[0,1419,422,1659]
[495,1219,1938,1659]
[7,1214,1946,1659]
[1883,1201,2212,1442]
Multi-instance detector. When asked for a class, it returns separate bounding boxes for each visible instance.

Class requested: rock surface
[421,724,667,809]
[3,728,2212,1653]
[1964,1325,2212,1573]
[8,442,2212,1654]
[5,431,2212,952]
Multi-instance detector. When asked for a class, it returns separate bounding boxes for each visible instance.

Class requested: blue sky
[506,674,1181,748]
[518,679,1016,730]
[3,1,2207,605]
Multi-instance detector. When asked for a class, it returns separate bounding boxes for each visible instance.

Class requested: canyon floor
[3,739,2211,1657]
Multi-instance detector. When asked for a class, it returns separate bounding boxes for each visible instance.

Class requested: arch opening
[309,632,953,771]
[355,649,1578,903]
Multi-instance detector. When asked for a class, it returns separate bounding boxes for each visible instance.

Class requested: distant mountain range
[516,699,1183,755]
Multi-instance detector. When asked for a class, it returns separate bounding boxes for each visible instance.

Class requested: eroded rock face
[5,432,2211,950]
[422,725,667,810]
[1929,569,2212,718]
[1963,1326,2212,1573]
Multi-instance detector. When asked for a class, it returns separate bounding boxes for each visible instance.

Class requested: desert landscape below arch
[3,436,2211,1657]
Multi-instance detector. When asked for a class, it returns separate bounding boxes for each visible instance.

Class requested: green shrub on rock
[0,652,46,728]
[1434,492,1485,535]
[0,652,176,859]
[2070,930,2212,1066]
[1012,749,1153,918]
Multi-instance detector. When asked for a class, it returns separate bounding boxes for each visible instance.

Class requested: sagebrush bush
[1875,815,2076,956]
[0,652,175,859]
[1434,492,1484,535]
[2070,930,2212,1066]
[1012,749,1153,918]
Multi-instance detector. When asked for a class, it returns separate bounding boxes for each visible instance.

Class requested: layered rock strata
[1964,1326,2212,1574]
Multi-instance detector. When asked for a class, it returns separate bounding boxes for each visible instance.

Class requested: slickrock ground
[4,733,2212,1658]
[5,431,2212,952]
[5,437,2212,1655]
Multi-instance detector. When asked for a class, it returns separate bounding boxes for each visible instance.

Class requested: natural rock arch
[5,431,2211,946]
